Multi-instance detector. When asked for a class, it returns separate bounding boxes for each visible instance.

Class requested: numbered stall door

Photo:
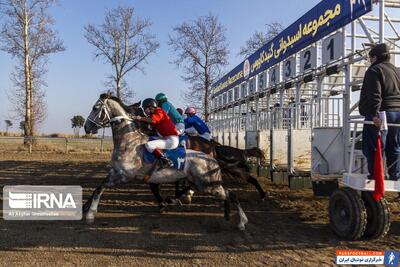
[300,46,317,73]
[223,132,230,146]
[268,64,281,86]
[311,127,345,178]
[321,31,344,65]
[245,131,258,149]
[291,129,312,172]
[237,131,246,149]
[229,132,238,148]
[271,129,288,168]
[258,130,270,162]
[258,71,267,91]
[283,56,297,80]
[217,134,223,145]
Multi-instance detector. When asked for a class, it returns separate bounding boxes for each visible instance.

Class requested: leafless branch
[84,6,159,101]
[0,0,64,137]
[168,13,228,121]
[238,21,284,58]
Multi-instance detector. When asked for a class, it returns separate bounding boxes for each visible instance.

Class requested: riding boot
[153,149,174,168]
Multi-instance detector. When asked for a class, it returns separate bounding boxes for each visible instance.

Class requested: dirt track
[0,151,399,266]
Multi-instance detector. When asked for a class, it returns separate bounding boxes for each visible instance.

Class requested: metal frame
[209,0,400,189]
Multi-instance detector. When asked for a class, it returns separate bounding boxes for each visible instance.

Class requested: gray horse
[83,94,248,230]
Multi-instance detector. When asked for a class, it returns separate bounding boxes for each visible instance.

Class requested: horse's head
[127,101,144,116]
[84,93,133,134]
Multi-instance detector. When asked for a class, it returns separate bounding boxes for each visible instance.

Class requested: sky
[1,0,325,134]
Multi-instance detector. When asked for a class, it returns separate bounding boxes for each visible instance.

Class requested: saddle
[143,135,188,171]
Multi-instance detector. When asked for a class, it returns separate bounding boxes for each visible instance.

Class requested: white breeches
[185,127,212,141]
[175,123,185,135]
[145,135,179,152]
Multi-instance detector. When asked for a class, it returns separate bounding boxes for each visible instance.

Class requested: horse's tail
[213,146,265,178]
[216,157,250,182]
[214,146,251,173]
[216,146,264,161]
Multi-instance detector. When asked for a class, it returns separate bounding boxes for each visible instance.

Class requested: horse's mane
[100,94,141,115]
[100,93,155,135]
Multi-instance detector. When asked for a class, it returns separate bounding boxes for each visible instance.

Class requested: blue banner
[212,0,373,97]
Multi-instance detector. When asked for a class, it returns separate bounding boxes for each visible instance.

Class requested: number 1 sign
[322,31,344,65]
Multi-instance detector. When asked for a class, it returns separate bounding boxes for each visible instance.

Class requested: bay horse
[187,136,267,200]
[83,94,248,230]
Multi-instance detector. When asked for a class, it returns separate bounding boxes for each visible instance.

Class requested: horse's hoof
[180,195,191,204]
[224,209,230,221]
[85,212,95,224]
[158,201,168,213]
[165,197,182,206]
[82,203,90,213]
[238,218,248,231]
[238,212,248,231]
[224,214,230,221]
[174,199,183,206]
[86,216,95,224]
[181,191,194,204]
[238,223,246,231]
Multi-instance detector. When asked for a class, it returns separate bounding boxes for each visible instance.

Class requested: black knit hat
[368,43,390,57]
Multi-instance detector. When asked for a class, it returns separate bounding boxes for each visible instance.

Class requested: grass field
[0,136,113,153]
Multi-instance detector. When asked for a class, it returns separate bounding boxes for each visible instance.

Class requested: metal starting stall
[209,0,400,240]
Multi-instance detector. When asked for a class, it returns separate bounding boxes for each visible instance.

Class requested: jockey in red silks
[133,98,178,168]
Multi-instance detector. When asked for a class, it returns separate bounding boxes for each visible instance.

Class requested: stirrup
[158,157,174,169]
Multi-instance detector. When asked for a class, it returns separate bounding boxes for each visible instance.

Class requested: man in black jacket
[359,43,400,181]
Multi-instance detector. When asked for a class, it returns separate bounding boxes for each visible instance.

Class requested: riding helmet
[185,107,196,115]
[155,93,168,102]
[142,98,157,109]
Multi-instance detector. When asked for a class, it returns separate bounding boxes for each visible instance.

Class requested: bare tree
[0,0,65,140]
[8,63,48,129]
[169,14,229,121]
[238,22,284,58]
[84,6,159,102]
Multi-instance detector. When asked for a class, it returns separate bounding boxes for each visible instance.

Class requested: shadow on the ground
[0,160,398,260]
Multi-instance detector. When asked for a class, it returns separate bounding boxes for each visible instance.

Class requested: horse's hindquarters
[184,150,222,192]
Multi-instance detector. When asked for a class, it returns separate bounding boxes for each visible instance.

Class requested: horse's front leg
[246,174,267,201]
[149,183,169,212]
[83,169,119,223]
[173,180,193,204]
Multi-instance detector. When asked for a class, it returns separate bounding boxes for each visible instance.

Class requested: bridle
[86,98,133,128]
